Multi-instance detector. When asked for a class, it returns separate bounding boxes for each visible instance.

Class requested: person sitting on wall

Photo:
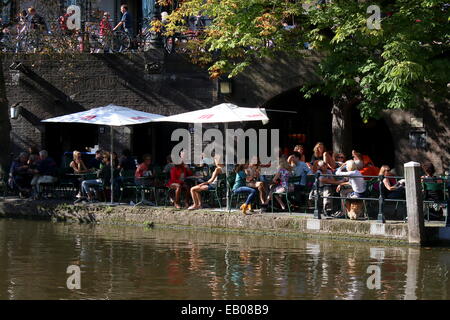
[8,152,32,197]
[30,150,57,199]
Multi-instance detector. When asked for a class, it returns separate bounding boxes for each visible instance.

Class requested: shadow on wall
[92,53,212,115]
[384,99,450,174]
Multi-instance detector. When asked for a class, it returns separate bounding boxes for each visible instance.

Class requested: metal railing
[307,172,449,224]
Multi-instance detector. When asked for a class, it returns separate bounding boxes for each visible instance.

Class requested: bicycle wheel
[111,31,131,53]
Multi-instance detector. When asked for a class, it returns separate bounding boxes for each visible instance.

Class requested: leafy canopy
[161,0,450,120]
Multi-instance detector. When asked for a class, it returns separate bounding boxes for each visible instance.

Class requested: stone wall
[4,50,449,173]
[5,51,217,158]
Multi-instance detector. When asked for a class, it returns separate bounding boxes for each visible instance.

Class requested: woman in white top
[188,155,224,210]
[335,160,366,198]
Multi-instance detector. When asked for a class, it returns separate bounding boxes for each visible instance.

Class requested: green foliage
[163,0,450,120]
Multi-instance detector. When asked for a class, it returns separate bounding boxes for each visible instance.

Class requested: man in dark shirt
[88,150,103,170]
[30,150,57,198]
[113,4,133,36]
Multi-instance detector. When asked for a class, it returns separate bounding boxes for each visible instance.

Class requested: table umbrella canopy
[42,104,165,126]
[154,103,270,212]
[153,103,268,124]
[41,104,165,204]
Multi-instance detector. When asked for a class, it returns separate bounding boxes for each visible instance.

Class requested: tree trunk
[0,54,11,176]
[331,97,353,157]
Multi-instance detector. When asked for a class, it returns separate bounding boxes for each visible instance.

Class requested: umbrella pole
[110,126,114,204]
[225,122,230,212]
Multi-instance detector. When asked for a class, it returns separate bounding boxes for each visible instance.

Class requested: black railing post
[377,175,386,223]
[313,171,321,219]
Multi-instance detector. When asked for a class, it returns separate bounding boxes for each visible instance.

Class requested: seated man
[88,150,103,170]
[30,150,57,198]
[8,152,32,196]
[309,160,340,216]
[81,152,117,201]
[288,151,312,205]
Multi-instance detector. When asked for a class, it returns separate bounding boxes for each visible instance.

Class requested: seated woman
[309,142,336,171]
[70,150,89,198]
[188,155,224,210]
[167,162,193,209]
[232,163,257,215]
[421,162,444,217]
[70,151,88,173]
[379,165,405,199]
[246,156,266,206]
[262,158,292,211]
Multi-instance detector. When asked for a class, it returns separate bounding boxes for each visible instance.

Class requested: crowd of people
[5,142,449,220]
[0,5,134,53]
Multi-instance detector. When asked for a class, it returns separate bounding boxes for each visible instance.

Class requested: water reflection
[0,219,450,300]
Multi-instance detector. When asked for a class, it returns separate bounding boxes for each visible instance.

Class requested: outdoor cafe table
[134,176,156,207]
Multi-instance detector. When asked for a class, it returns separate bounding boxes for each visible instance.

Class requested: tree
[162,0,450,155]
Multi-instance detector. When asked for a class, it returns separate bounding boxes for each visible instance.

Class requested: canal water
[0,219,449,300]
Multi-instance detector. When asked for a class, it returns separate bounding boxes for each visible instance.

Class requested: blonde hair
[379,165,390,176]
[278,157,292,171]
[73,150,81,159]
[313,142,325,158]
[346,160,357,171]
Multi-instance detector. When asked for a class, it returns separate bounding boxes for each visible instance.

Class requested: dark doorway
[260,87,395,166]
[44,123,98,166]
[352,108,395,168]
[260,87,334,161]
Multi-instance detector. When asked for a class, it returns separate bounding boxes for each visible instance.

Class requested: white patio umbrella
[42,104,166,203]
[154,103,269,211]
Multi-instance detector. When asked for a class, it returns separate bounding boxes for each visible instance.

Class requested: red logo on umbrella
[81,115,97,120]
[198,114,214,119]
[130,116,148,120]
[246,114,263,118]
